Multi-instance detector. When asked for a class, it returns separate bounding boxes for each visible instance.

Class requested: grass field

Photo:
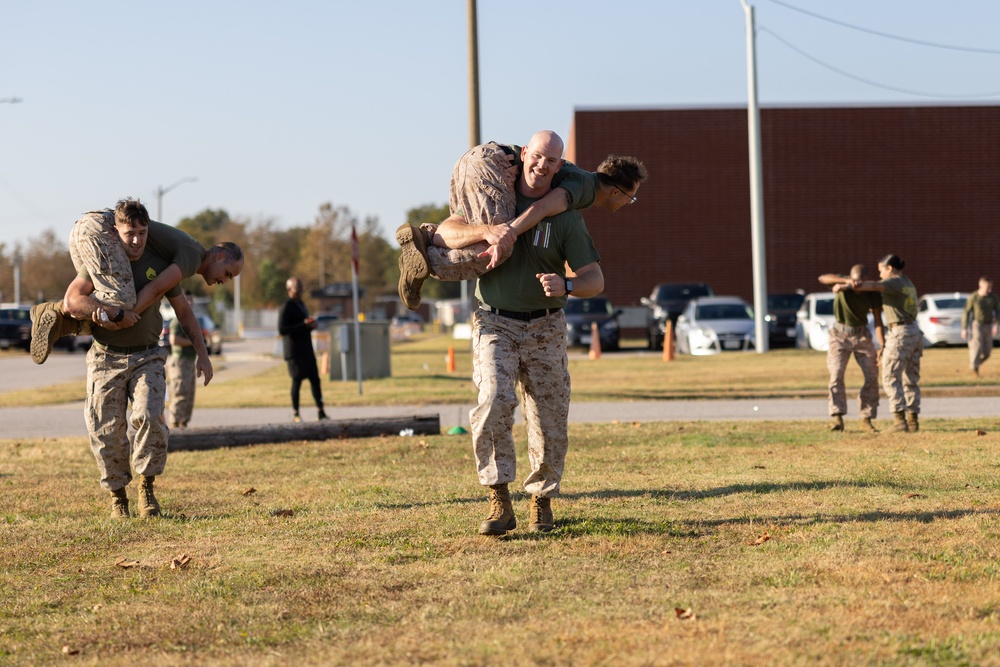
[2,334,998,408]
[2,334,999,665]
[2,420,999,665]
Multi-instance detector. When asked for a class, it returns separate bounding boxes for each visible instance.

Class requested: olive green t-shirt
[169,316,197,359]
[145,221,205,280]
[834,289,882,327]
[476,191,600,312]
[551,160,599,210]
[880,275,918,325]
[94,248,182,347]
[963,292,1000,325]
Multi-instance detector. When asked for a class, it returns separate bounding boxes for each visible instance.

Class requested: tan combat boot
[828,415,844,431]
[30,301,87,364]
[478,483,516,536]
[528,495,554,533]
[906,413,919,433]
[110,487,130,519]
[137,475,161,518]
[885,412,909,433]
[395,223,430,311]
[861,417,878,433]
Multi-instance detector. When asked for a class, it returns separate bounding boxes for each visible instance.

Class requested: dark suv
[0,306,31,351]
[640,283,714,350]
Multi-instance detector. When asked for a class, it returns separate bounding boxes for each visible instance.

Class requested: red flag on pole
[351,224,360,275]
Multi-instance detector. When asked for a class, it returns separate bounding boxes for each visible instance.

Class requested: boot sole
[478,519,516,536]
[395,224,430,311]
[29,304,59,365]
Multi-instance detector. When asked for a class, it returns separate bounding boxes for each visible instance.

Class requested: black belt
[95,341,160,354]
[887,320,916,329]
[832,322,867,332]
[483,306,562,321]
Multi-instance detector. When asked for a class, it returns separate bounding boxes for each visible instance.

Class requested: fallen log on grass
[168,414,440,452]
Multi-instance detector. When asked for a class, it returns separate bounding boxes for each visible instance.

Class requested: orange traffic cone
[588,322,602,359]
[663,320,675,362]
[446,345,456,373]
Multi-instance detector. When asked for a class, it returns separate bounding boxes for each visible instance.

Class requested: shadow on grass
[687,507,1000,530]
[667,479,908,500]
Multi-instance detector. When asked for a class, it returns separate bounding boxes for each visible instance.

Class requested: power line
[765,0,1000,55]
[759,27,1000,99]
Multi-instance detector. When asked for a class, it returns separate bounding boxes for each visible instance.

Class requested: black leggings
[287,357,324,413]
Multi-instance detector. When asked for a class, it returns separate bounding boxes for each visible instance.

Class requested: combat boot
[110,487,130,519]
[395,223,430,311]
[906,413,920,433]
[528,495,554,533]
[885,412,909,434]
[828,415,844,431]
[29,301,86,365]
[478,483,516,536]
[137,475,161,518]
[861,417,879,433]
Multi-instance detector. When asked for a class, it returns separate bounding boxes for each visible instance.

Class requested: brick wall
[567,105,1000,308]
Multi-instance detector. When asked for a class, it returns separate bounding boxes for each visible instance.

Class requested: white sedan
[917,293,968,346]
[675,296,755,355]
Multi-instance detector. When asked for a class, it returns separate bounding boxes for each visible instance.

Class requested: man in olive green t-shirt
[962,276,1000,375]
[818,265,885,433]
[63,212,213,519]
[394,131,646,310]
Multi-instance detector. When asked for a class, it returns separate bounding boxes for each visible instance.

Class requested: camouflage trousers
[85,344,169,491]
[422,142,520,281]
[167,355,196,426]
[68,210,136,310]
[826,324,879,418]
[470,307,570,497]
[968,321,995,371]
[881,323,923,415]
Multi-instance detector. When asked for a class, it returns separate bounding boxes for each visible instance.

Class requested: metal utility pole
[462,0,482,321]
[740,0,769,353]
[156,176,198,222]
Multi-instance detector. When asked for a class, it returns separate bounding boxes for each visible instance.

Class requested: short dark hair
[879,254,905,271]
[596,155,647,191]
[980,276,993,284]
[209,241,243,264]
[114,198,150,228]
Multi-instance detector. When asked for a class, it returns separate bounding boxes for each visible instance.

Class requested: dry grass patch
[2,419,999,665]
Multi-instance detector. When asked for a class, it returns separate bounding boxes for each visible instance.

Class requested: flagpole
[351,224,363,395]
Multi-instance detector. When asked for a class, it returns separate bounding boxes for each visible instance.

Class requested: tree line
[0,201,464,316]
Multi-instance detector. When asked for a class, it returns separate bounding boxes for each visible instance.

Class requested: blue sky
[1,0,998,251]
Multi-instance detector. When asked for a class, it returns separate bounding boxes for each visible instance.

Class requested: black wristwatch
[111,308,125,323]
[565,279,574,295]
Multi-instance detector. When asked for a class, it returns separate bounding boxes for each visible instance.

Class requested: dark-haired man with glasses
[395,131,646,310]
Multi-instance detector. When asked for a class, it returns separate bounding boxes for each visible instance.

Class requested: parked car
[917,292,970,347]
[564,296,621,351]
[765,292,805,347]
[0,306,31,351]
[796,292,884,351]
[675,296,755,355]
[160,315,222,355]
[641,282,714,350]
[795,293,835,351]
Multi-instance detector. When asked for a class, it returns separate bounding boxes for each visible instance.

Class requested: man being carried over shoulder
[394,130,646,310]
[30,197,244,366]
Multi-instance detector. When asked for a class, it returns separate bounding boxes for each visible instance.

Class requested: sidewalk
[3,396,997,440]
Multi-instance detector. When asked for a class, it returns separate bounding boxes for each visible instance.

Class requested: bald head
[520,130,565,196]
[849,265,868,281]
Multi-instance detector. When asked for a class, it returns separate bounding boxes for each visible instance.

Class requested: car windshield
[564,298,612,316]
[933,297,965,309]
[657,285,711,301]
[696,303,752,320]
[768,294,804,310]
[815,299,834,316]
[0,308,30,321]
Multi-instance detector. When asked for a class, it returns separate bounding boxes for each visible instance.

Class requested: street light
[156,177,198,222]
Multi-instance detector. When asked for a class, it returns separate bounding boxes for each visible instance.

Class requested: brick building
[565,104,1000,308]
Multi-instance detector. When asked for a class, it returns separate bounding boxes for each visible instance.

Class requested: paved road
[2,333,997,440]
